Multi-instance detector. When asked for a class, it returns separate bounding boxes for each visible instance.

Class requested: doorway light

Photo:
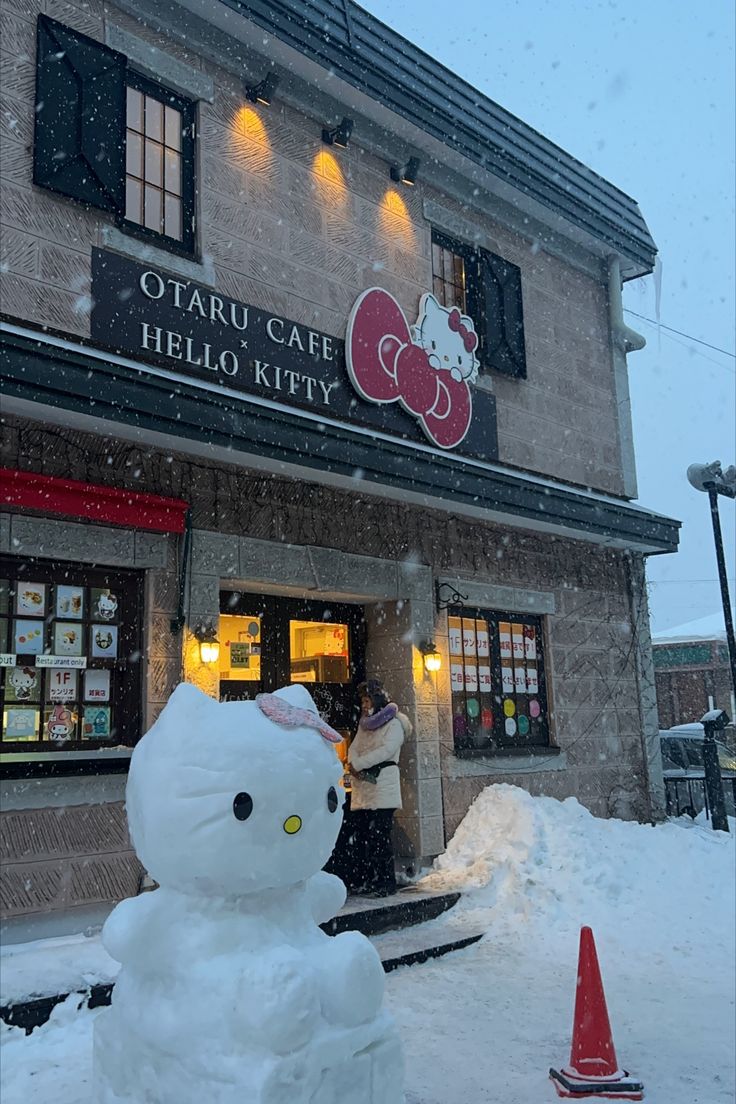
[195,625,220,665]
[420,640,442,673]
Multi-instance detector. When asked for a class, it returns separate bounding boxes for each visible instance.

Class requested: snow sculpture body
[93,683,403,1104]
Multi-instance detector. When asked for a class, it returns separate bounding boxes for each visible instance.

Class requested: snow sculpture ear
[257,689,342,744]
[273,683,320,714]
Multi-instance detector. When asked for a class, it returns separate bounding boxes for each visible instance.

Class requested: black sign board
[90,249,498,462]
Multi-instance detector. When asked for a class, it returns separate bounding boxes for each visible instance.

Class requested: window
[0,558,143,755]
[448,607,550,754]
[34,16,195,255]
[431,229,527,379]
[122,74,195,253]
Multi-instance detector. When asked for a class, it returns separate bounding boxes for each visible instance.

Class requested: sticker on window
[91,589,119,622]
[48,669,78,703]
[54,622,83,656]
[450,663,464,692]
[13,620,45,654]
[91,625,118,658]
[4,706,40,740]
[84,669,111,702]
[56,586,84,620]
[16,583,46,616]
[83,706,112,740]
[5,666,40,702]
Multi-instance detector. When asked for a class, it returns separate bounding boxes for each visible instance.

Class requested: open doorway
[217,591,366,737]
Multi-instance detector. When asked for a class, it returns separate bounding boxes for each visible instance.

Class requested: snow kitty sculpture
[93,682,404,1104]
[346,286,479,449]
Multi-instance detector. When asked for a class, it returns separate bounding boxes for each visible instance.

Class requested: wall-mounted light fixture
[390,156,420,186]
[420,640,442,673]
[195,625,220,665]
[245,71,280,106]
[322,116,354,149]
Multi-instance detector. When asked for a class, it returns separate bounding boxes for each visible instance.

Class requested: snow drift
[422,784,735,953]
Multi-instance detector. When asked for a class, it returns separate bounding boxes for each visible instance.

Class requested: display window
[448,607,551,754]
[0,558,143,754]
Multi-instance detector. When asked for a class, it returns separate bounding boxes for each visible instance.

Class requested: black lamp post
[686,461,736,695]
[687,461,735,833]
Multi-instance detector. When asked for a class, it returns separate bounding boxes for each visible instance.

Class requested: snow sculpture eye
[327,786,339,813]
[233,792,254,821]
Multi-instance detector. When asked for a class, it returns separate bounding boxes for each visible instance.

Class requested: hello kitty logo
[345,288,481,449]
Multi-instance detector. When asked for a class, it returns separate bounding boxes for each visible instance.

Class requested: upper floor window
[431,229,527,379]
[448,607,551,755]
[123,75,195,253]
[34,16,195,257]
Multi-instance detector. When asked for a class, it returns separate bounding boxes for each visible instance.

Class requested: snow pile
[423,784,735,951]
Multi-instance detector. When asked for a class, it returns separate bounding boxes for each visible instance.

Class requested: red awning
[0,469,189,534]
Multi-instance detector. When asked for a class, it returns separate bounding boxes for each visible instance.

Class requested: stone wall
[3,416,656,838]
[1,0,625,495]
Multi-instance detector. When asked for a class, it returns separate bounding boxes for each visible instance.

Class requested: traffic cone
[549,926,644,1100]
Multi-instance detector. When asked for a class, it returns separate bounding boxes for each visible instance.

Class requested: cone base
[550,1067,644,1100]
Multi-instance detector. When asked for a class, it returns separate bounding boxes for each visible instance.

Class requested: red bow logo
[346,289,477,450]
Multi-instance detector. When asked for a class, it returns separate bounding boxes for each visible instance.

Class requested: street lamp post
[687,461,735,833]
[686,462,736,696]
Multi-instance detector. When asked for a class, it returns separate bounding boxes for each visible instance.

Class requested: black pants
[349,808,397,895]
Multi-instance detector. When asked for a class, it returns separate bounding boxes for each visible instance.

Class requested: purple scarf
[360,702,398,730]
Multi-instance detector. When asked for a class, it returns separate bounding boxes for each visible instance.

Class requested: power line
[623,308,736,359]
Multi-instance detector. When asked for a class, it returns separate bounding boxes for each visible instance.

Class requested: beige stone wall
[3,418,654,838]
[0,798,141,921]
[1,0,624,495]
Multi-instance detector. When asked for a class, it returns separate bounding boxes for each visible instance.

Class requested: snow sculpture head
[126,683,344,897]
[416,294,479,383]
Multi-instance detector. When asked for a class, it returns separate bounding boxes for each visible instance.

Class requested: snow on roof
[652,612,730,644]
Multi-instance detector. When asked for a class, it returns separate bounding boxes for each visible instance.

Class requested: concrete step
[322,886,461,937]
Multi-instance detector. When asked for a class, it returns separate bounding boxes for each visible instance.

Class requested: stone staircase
[1,887,483,1032]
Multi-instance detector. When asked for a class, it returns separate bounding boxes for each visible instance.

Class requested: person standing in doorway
[348,679,411,896]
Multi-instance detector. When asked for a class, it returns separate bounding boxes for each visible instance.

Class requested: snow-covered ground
[2,785,734,1103]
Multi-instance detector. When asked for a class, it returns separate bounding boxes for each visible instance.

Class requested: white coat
[348,712,412,811]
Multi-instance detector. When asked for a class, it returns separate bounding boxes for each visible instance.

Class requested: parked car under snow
[660,724,736,819]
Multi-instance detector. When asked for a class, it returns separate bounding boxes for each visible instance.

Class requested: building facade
[653,619,735,731]
[0,0,679,939]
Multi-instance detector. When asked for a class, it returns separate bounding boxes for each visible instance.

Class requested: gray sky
[361,0,735,633]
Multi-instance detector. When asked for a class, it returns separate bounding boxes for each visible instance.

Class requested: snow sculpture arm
[101,892,159,965]
[349,720,404,771]
[306,870,347,924]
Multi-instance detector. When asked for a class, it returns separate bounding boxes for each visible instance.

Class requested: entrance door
[218,592,366,737]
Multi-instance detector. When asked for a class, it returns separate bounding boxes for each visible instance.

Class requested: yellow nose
[283,815,302,835]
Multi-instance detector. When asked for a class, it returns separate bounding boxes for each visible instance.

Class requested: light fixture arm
[435,581,468,613]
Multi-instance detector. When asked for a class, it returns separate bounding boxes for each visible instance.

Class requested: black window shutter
[34,15,126,213]
[475,250,527,379]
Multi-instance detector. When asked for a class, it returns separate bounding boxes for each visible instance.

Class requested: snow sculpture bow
[256,693,342,744]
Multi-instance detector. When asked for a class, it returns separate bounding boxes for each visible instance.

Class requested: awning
[0,468,189,534]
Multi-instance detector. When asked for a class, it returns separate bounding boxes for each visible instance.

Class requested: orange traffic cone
[549,926,644,1100]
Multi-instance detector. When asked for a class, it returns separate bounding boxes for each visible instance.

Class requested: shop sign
[35,655,88,669]
[346,288,479,449]
[0,654,17,667]
[90,250,498,463]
